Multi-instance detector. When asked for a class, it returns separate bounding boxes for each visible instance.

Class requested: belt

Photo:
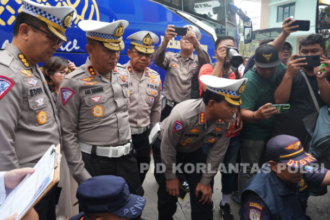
[131,126,149,135]
[166,98,176,108]
[79,142,131,158]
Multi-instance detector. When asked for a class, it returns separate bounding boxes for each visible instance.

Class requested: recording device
[226,47,243,68]
[149,122,161,145]
[172,27,188,36]
[271,104,291,114]
[179,186,188,200]
[288,19,310,31]
[294,55,320,67]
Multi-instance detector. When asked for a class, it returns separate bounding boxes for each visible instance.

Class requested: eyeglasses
[29,24,64,47]
[131,50,152,59]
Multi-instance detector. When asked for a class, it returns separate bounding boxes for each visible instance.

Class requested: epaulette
[65,66,85,79]
[0,51,14,67]
[116,63,125,68]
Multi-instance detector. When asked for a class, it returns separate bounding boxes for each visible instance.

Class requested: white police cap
[127,31,159,54]
[22,0,76,42]
[184,25,201,41]
[79,20,129,51]
[200,75,248,106]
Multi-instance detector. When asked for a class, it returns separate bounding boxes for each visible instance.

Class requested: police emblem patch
[190,128,200,133]
[90,96,102,103]
[119,75,127,82]
[285,141,300,150]
[173,120,183,133]
[84,82,98,86]
[149,97,154,103]
[249,209,261,220]
[61,88,75,106]
[36,111,47,125]
[81,77,95,82]
[26,79,38,87]
[0,76,14,100]
[35,98,44,107]
[92,105,104,117]
[20,70,32,77]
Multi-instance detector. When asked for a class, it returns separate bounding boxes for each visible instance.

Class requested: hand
[3,213,17,220]
[4,168,35,189]
[166,177,180,197]
[163,25,176,45]
[195,183,212,205]
[282,18,298,37]
[254,103,278,120]
[314,55,330,79]
[235,112,243,132]
[286,55,307,78]
[215,45,227,64]
[68,60,77,71]
[185,27,199,47]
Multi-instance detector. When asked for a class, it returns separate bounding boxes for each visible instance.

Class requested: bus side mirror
[244,20,252,44]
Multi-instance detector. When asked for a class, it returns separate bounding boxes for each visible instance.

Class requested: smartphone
[294,55,320,67]
[271,104,291,114]
[288,20,310,31]
[179,185,188,201]
[173,27,188,36]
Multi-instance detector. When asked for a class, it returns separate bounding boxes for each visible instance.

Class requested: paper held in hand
[0,144,61,220]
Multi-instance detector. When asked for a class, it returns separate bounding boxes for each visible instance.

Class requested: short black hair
[129,44,135,51]
[215,36,235,50]
[13,12,42,36]
[203,89,225,106]
[299,34,326,51]
[259,38,274,46]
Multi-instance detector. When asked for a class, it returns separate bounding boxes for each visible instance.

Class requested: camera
[226,47,243,68]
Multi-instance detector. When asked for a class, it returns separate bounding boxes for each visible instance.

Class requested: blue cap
[77,175,146,218]
[267,135,317,168]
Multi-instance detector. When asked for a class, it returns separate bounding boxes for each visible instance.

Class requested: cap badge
[115,23,125,38]
[63,12,74,28]
[262,53,272,62]
[285,141,300,151]
[143,33,153,46]
[238,81,246,94]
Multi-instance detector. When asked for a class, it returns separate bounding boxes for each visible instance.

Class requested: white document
[0,145,59,220]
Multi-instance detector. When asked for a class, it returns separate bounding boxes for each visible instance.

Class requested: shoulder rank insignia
[200,112,205,124]
[190,128,200,133]
[249,202,263,210]
[0,76,14,100]
[81,77,95,82]
[249,209,261,220]
[145,68,149,76]
[149,74,156,79]
[173,120,183,133]
[18,54,30,68]
[87,65,97,76]
[127,66,133,74]
[92,105,104,117]
[21,70,32,77]
[36,110,47,125]
[85,82,98,86]
[61,87,75,106]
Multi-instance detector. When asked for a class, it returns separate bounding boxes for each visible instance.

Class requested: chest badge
[35,98,44,107]
[20,70,32,77]
[190,128,200,133]
[208,138,217,143]
[26,79,38,86]
[0,76,14,100]
[180,141,187,146]
[214,127,222,132]
[119,75,127,82]
[186,138,193,143]
[92,105,104,117]
[90,96,102,103]
[149,74,156,79]
[249,209,261,220]
[84,82,98,86]
[171,63,177,67]
[150,90,156,96]
[36,111,47,125]
[61,88,75,106]
[81,77,95,82]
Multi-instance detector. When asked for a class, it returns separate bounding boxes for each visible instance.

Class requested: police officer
[152,75,247,220]
[69,175,146,220]
[124,31,162,183]
[240,135,330,220]
[0,0,75,219]
[58,20,144,200]
[153,25,211,121]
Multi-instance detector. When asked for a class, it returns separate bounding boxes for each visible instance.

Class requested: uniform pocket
[83,94,108,119]
[28,95,52,126]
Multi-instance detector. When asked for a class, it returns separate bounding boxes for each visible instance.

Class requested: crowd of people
[1,1,330,220]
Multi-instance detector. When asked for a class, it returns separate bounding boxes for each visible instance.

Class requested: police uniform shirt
[160,99,235,185]
[153,44,211,103]
[0,44,60,171]
[124,61,161,129]
[240,166,328,220]
[57,57,131,183]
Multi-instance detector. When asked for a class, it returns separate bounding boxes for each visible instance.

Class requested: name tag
[29,87,43,96]
[85,87,104,95]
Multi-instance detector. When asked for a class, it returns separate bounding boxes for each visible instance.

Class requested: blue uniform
[240,163,327,220]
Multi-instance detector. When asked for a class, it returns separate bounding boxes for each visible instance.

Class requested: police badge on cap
[127,31,159,54]
[21,0,76,42]
[78,20,129,51]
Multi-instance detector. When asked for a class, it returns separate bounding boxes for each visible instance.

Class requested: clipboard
[0,144,61,220]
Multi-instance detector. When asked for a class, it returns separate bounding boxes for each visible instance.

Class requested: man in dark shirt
[240,135,330,220]
[272,34,330,147]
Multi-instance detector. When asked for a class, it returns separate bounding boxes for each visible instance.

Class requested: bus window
[151,0,182,10]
